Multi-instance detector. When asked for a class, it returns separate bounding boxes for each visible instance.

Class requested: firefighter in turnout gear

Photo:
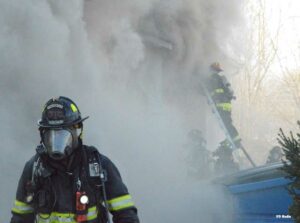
[186,129,213,179]
[266,146,284,164]
[10,96,140,223]
[213,139,239,175]
[207,62,241,148]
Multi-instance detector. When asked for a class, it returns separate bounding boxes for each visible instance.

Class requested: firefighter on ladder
[206,62,242,148]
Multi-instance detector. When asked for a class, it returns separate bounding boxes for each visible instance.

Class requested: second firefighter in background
[206,62,242,149]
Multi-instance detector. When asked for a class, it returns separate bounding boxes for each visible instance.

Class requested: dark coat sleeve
[101,155,140,223]
[10,157,36,223]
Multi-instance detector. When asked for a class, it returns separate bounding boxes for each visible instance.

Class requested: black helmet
[38,96,88,128]
[38,96,89,160]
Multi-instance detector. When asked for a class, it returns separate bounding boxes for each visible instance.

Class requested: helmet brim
[38,116,89,128]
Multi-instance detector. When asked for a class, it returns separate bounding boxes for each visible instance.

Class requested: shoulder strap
[25,147,50,202]
[83,146,111,223]
[83,146,106,180]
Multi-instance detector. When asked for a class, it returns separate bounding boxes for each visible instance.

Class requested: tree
[230,0,283,165]
[278,126,300,222]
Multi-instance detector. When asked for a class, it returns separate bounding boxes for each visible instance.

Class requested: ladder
[200,82,256,167]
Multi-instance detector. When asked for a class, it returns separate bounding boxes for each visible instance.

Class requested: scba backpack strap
[27,145,110,223]
[84,146,111,223]
[25,146,55,213]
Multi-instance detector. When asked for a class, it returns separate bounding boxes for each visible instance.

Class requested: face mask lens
[43,129,73,160]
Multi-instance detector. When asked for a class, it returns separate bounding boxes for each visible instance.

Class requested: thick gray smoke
[1,0,244,222]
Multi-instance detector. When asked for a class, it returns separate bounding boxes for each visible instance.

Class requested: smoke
[1,0,244,222]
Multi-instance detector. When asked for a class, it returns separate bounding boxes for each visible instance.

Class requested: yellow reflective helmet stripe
[37,206,98,223]
[108,194,135,211]
[12,200,34,214]
[70,103,78,113]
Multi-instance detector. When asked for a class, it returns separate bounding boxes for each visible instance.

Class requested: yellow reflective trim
[211,88,225,96]
[110,202,135,211]
[37,218,76,223]
[38,213,75,219]
[12,200,34,214]
[70,104,78,112]
[15,200,30,207]
[87,215,98,221]
[87,213,98,221]
[216,103,232,111]
[108,194,132,204]
[87,206,98,220]
[215,88,224,93]
[39,213,51,218]
[88,206,97,212]
[51,213,74,218]
[12,207,34,215]
[38,206,98,222]
[108,195,135,211]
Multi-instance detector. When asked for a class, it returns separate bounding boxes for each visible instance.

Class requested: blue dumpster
[215,162,294,222]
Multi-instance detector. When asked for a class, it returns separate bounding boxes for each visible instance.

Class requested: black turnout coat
[10,145,140,223]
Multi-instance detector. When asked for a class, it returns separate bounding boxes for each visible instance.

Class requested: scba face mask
[42,127,80,160]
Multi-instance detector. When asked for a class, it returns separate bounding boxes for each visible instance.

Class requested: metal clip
[94,163,100,174]
[89,163,100,177]
[77,179,81,191]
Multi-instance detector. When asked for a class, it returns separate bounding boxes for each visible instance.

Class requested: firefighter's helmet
[266,146,283,163]
[38,96,89,160]
[38,96,88,128]
[214,144,233,157]
[210,62,223,72]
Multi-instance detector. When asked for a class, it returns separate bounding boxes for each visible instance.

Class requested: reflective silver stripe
[36,218,49,223]
[53,216,75,223]
[13,205,34,212]
[37,215,76,223]
[12,200,34,214]
[37,206,97,223]
[108,195,135,211]
[87,209,97,217]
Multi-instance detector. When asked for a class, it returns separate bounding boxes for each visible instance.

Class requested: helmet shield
[42,129,73,160]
